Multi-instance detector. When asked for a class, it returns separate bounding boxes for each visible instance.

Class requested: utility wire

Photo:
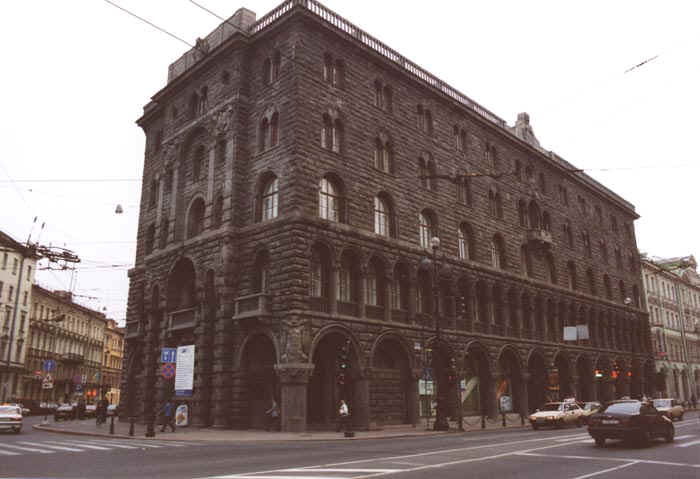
[0,178,140,183]
[102,0,202,52]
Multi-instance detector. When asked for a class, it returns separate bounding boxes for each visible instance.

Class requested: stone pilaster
[274,363,314,433]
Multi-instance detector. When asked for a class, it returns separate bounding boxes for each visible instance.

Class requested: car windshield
[584,403,598,411]
[540,403,563,412]
[0,406,20,415]
[602,402,641,414]
[653,399,671,408]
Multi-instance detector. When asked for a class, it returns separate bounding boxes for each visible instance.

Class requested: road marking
[110,440,165,448]
[677,439,700,448]
[17,441,83,452]
[566,461,638,479]
[79,440,139,449]
[388,461,424,466]
[0,449,20,456]
[0,443,55,454]
[283,468,402,473]
[516,452,700,468]
[54,440,112,450]
[674,434,695,440]
[555,434,589,442]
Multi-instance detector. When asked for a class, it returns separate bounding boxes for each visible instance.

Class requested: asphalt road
[1,413,698,479]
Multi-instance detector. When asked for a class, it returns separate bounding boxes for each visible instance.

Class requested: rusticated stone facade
[122,0,654,431]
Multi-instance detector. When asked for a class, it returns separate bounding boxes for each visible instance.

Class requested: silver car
[0,405,23,433]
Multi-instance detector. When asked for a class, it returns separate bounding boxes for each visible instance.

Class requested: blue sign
[161,348,177,363]
[43,359,56,372]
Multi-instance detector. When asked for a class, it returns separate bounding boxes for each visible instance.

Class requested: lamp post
[428,237,450,431]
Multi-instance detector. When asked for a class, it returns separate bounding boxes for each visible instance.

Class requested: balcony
[168,307,196,331]
[61,352,84,364]
[365,305,384,321]
[527,229,553,248]
[391,309,409,323]
[337,301,358,317]
[233,293,272,319]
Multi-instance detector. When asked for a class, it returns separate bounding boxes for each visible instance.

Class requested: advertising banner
[175,345,195,397]
[175,404,189,427]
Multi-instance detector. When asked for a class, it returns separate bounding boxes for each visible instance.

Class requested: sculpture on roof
[513,112,541,149]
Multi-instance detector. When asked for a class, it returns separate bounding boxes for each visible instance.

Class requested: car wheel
[555,419,564,429]
[664,425,674,443]
[594,436,606,447]
[13,427,21,434]
[638,429,651,447]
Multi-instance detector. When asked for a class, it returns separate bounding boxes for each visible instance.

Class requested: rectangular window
[12,258,18,274]
[22,291,28,306]
[336,269,351,302]
[2,253,6,269]
[8,285,13,301]
[0,281,3,297]
[391,281,401,310]
[27,265,32,281]
[365,276,377,306]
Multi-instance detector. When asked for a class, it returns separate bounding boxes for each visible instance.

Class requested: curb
[32,424,466,442]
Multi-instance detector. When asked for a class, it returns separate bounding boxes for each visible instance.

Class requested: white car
[0,405,23,433]
[529,401,585,429]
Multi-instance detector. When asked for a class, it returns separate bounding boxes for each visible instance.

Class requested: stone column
[408,270,417,324]
[519,371,530,416]
[384,270,393,323]
[275,363,314,433]
[329,266,339,315]
[489,369,503,419]
[445,279,457,330]
[352,369,371,431]
[358,266,367,319]
[570,374,580,401]
[211,317,233,429]
[408,368,421,426]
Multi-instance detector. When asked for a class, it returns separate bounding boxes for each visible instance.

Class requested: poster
[175,345,195,397]
[175,404,189,427]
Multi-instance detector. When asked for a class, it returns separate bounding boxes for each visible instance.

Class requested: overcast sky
[1,0,698,325]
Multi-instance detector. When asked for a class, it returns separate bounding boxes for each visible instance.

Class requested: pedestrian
[159,399,175,432]
[96,398,108,425]
[336,399,350,433]
[265,399,280,431]
[78,398,86,420]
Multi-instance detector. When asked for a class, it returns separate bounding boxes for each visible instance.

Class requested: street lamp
[428,237,450,431]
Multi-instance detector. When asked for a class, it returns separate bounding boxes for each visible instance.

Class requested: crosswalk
[0,438,197,457]
[554,432,700,447]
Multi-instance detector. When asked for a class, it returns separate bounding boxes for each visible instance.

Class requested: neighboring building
[24,286,107,403]
[0,231,38,402]
[123,1,652,432]
[102,319,124,405]
[642,255,700,401]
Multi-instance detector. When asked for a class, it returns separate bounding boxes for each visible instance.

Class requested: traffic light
[458,296,467,317]
[337,339,351,386]
[594,369,603,379]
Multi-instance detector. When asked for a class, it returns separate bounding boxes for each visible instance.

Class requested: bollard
[129,417,135,436]
[481,414,486,429]
[145,417,155,438]
[109,415,115,435]
[502,412,506,428]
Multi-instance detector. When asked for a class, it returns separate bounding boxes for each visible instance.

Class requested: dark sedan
[588,400,674,447]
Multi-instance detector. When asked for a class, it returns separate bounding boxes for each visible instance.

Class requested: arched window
[489,189,502,218]
[454,126,466,152]
[419,157,428,189]
[528,201,540,229]
[323,53,333,83]
[374,194,394,237]
[545,252,557,284]
[538,172,546,193]
[270,112,279,147]
[458,223,474,260]
[332,59,344,88]
[374,79,391,110]
[186,198,206,238]
[373,137,392,173]
[188,92,199,119]
[337,251,359,306]
[587,268,596,295]
[490,146,499,171]
[563,221,573,248]
[567,261,577,290]
[516,199,527,227]
[323,54,345,87]
[542,211,551,232]
[159,218,169,249]
[198,86,208,115]
[514,159,522,181]
[619,280,627,303]
[193,145,205,182]
[260,176,279,221]
[491,234,506,269]
[520,244,532,277]
[457,176,471,206]
[582,231,592,257]
[600,240,608,263]
[632,284,640,307]
[213,195,224,228]
[262,58,271,85]
[603,274,612,299]
[259,117,269,151]
[427,158,437,191]
[614,248,622,270]
[310,244,331,302]
[417,105,432,134]
[321,116,343,153]
[419,210,436,249]
[145,224,155,255]
[319,177,341,222]
[392,264,410,311]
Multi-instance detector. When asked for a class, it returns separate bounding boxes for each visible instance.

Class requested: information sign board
[161,348,177,363]
[174,345,195,397]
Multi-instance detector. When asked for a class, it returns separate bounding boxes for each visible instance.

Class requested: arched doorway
[463,343,491,416]
[240,334,278,429]
[308,331,358,428]
[553,353,571,400]
[576,355,593,401]
[498,347,521,414]
[370,336,412,425]
[527,351,547,412]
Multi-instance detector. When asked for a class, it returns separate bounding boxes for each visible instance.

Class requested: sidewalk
[33,413,528,442]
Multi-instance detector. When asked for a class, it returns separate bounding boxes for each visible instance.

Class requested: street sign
[42,376,53,390]
[161,348,177,363]
[161,362,176,379]
[35,370,43,379]
[43,359,56,372]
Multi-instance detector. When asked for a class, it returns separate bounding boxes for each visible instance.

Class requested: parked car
[85,404,97,418]
[652,398,684,421]
[106,404,118,417]
[580,401,602,424]
[54,403,74,421]
[0,405,23,433]
[4,403,30,416]
[588,400,674,447]
[529,400,586,429]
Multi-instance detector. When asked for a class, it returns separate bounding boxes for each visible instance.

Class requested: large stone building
[642,255,700,401]
[123,0,653,431]
[0,230,37,402]
[102,319,124,405]
[25,286,106,402]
